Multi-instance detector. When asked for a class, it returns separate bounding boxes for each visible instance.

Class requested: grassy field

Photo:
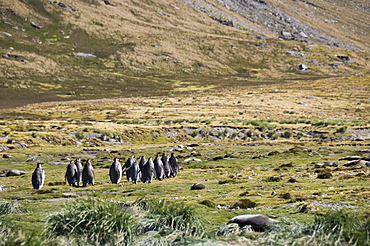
[0,77,369,244]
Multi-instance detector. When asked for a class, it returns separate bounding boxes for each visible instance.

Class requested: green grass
[1,199,369,245]
[136,199,206,238]
[46,199,135,245]
[0,199,27,215]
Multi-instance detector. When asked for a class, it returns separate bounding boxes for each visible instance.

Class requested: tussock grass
[0,199,27,215]
[136,199,206,239]
[311,210,370,246]
[1,198,370,245]
[46,199,136,245]
[44,198,206,245]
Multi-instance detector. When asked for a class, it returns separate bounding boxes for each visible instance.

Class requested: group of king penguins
[31,153,179,189]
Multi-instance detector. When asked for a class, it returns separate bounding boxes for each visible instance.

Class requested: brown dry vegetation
[1,0,370,108]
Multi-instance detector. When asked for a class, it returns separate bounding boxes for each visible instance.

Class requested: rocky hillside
[1,0,369,108]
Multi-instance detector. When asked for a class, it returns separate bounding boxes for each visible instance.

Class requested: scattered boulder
[213,156,224,161]
[343,159,367,167]
[239,191,249,196]
[2,32,12,37]
[103,0,114,6]
[74,52,97,58]
[298,31,308,38]
[280,192,291,199]
[6,139,15,144]
[218,179,240,184]
[315,161,338,168]
[329,63,339,69]
[217,20,234,27]
[268,151,280,156]
[0,146,10,152]
[317,172,332,179]
[265,176,282,182]
[183,157,202,163]
[297,203,316,213]
[2,154,12,158]
[359,149,370,153]
[287,177,298,183]
[280,31,293,40]
[227,214,278,232]
[298,63,309,71]
[286,50,306,57]
[15,143,28,149]
[157,12,170,17]
[50,0,78,11]
[336,55,349,61]
[275,163,293,170]
[30,21,43,29]
[190,183,206,190]
[339,156,362,161]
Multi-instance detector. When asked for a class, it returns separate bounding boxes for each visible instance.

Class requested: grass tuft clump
[312,210,370,245]
[45,199,135,245]
[136,199,206,239]
[199,200,216,208]
[0,199,27,215]
[45,198,206,245]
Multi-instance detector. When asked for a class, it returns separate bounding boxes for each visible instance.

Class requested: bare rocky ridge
[179,0,368,51]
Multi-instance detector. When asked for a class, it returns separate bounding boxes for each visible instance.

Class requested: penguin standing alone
[32,163,45,189]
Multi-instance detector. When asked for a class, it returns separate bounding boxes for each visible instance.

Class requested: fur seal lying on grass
[227,214,278,232]
[190,183,206,190]
[0,169,26,177]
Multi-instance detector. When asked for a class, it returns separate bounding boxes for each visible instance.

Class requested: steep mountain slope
[0,0,369,108]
